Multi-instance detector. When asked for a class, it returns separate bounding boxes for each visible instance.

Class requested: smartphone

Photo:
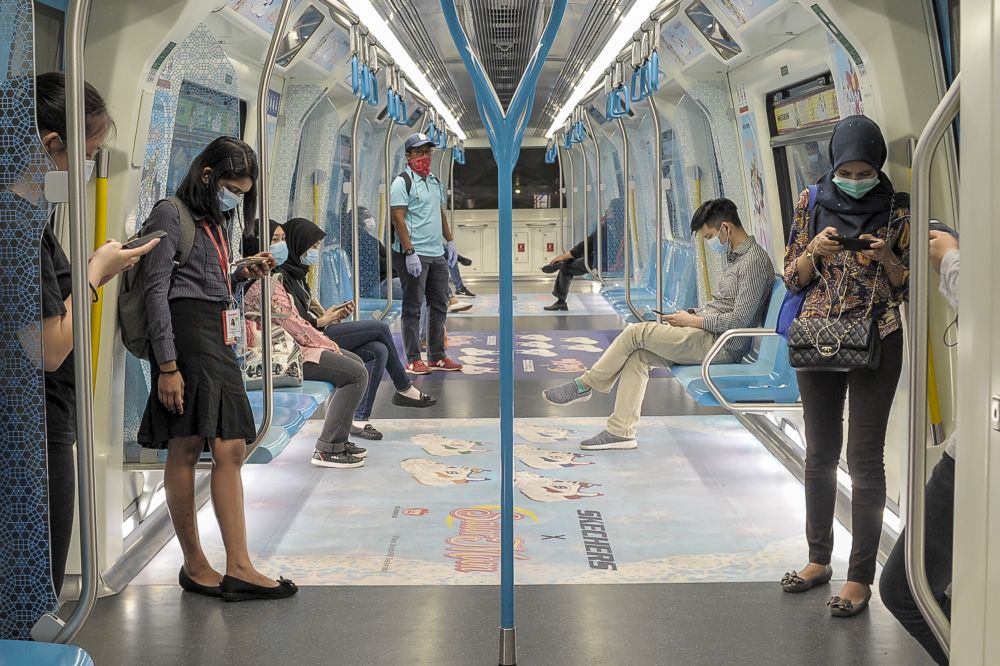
[337,300,354,309]
[929,220,960,241]
[233,255,271,268]
[122,230,166,250]
[829,235,876,251]
[651,309,675,316]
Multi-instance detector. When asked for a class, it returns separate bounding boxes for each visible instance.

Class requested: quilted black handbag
[788,315,881,371]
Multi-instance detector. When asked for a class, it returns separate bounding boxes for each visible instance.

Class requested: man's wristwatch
[404,248,416,257]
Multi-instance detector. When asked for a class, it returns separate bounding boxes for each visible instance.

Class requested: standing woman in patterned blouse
[779,116,910,617]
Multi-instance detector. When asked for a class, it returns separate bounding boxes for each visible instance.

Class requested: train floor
[68,280,932,665]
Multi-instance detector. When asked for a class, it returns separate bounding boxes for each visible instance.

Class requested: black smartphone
[122,230,166,250]
[651,309,675,316]
[929,220,960,241]
[233,255,271,269]
[829,235,876,251]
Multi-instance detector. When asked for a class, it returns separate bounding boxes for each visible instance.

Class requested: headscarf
[277,217,325,321]
[813,115,896,238]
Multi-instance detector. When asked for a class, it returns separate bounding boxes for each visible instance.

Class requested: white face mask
[705,224,729,255]
[362,216,377,235]
[43,159,96,203]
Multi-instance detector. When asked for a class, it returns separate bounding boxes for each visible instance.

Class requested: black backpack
[117,197,196,359]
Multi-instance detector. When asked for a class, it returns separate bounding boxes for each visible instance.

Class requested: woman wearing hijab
[243,221,368,469]
[277,218,436,440]
[780,116,910,617]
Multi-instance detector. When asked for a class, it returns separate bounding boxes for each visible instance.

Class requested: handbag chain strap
[803,198,898,357]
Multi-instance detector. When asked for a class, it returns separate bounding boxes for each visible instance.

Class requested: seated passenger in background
[879,227,958,666]
[541,198,623,311]
[273,218,436,440]
[542,199,773,450]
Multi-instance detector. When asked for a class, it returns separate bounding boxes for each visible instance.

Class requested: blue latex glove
[446,239,458,268]
[405,252,422,277]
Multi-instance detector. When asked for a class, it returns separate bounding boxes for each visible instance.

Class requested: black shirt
[40,220,76,445]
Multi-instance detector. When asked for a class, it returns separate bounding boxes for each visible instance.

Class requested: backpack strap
[805,185,819,238]
[399,171,412,197]
[165,196,197,266]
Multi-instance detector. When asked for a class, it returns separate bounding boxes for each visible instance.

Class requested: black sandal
[220,575,298,602]
[780,564,833,593]
[178,566,222,598]
[828,588,872,617]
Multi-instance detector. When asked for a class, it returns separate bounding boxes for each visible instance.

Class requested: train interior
[0,0,977,664]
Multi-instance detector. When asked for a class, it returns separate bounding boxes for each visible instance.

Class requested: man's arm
[441,206,453,242]
[389,175,414,252]
[391,208,413,252]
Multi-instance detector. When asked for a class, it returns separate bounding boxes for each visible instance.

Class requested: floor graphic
[397,330,670,379]
[133,416,850,587]
[446,292,613,317]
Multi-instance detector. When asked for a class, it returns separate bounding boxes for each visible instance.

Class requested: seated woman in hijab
[780,116,910,618]
[267,218,436,441]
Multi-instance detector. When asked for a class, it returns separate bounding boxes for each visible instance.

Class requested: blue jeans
[323,320,411,420]
[449,262,465,291]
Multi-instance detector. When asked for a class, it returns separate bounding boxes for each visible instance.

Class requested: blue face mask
[833,175,880,199]
[706,225,730,255]
[218,187,244,212]
[269,241,288,265]
[302,248,320,266]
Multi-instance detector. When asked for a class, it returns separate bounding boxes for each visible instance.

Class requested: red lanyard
[200,221,232,299]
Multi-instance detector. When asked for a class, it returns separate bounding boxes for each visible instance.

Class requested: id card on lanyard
[201,222,241,346]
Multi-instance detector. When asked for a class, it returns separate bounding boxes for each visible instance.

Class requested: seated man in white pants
[542,198,774,450]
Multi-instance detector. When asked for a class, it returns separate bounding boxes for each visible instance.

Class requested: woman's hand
[88,239,159,287]
[157,369,185,415]
[242,252,277,279]
[929,230,959,273]
[807,227,843,258]
[859,234,894,263]
[317,301,354,327]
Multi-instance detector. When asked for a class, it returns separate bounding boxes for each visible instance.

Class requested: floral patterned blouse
[783,188,911,339]
[243,276,337,365]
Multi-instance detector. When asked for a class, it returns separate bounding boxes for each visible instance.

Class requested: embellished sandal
[780,564,833,593]
[828,588,872,617]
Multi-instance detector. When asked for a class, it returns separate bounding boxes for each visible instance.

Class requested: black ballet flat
[220,575,298,602]
[392,391,438,408]
[178,566,222,598]
[780,565,833,593]
[828,588,872,617]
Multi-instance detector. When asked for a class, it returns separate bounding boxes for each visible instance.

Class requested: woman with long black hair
[139,136,296,601]
[781,116,910,617]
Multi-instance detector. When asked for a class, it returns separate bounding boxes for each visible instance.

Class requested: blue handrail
[351,54,360,95]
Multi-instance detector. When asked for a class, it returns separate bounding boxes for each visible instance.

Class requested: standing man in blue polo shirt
[390,132,464,374]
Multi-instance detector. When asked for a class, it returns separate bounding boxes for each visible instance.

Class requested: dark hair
[690,198,742,234]
[176,136,258,227]
[35,71,115,143]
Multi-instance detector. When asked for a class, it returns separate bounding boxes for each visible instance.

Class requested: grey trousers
[302,349,368,452]
[394,253,450,362]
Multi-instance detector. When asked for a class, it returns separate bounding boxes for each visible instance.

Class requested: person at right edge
[780,116,910,618]
[879,227,959,665]
[390,132,463,374]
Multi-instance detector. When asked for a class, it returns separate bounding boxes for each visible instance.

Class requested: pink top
[243,277,336,365]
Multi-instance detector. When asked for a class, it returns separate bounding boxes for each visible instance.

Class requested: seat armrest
[701,328,802,414]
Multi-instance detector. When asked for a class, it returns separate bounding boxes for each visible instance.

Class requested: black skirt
[138,298,256,449]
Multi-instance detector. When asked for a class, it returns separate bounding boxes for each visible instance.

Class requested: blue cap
[404,132,435,151]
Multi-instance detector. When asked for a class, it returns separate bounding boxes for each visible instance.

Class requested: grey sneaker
[542,380,592,406]
[580,430,637,451]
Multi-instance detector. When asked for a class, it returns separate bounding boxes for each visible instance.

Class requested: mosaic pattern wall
[269,83,329,226]
[0,0,59,638]
[124,23,240,449]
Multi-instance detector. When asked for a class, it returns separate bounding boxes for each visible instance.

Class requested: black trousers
[47,441,75,597]
[879,453,954,666]
[797,330,904,584]
[552,257,589,302]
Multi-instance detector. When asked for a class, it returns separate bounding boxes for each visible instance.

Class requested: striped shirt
[698,235,775,361]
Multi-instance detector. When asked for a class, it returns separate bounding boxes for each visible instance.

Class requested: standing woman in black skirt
[138,136,297,601]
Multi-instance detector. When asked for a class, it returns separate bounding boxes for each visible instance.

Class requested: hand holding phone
[929,220,959,241]
[828,235,876,252]
[122,230,167,250]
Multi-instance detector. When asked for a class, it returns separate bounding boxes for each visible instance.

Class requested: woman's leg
[795,370,848,577]
[46,441,75,597]
[352,340,387,421]
[844,332,905,585]
[325,320,411,391]
[208,437,277,588]
[164,436,222,586]
[303,351,368,450]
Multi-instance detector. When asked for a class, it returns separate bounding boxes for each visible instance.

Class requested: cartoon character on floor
[519,348,557,358]
[447,335,478,347]
[460,364,498,375]
[459,355,497,366]
[518,341,555,350]
[461,348,498,357]
[565,343,604,353]
[514,423,571,444]
[515,444,593,470]
[411,434,489,456]
[563,337,599,345]
[519,334,552,342]
[514,472,602,503]
[546,358,588,373]
[401,459,490,487]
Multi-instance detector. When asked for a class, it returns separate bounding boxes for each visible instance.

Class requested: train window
[275,5,325,68]
[454,148,560,210]
[767,75,839,241]
[32,1,64,72]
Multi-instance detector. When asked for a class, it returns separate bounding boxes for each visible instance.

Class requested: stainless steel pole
[583,112,605,285]
[647,94,664,322]
[616,117,642,320]
[349,99,364,321]
[375,121,398,321]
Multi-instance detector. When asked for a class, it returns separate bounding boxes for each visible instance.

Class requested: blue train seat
[0,640,94,666]
[276,380,334,405]
[610,243,698,321]
[320,246,401,322]
[672,278,799,407]
[601,240,670,301]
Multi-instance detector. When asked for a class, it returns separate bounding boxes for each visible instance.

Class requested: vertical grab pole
[54,0,98,644]
[617,117,643,321]
[440,3,567,663]
[556,146,564,252]
[349,99,364,321]
[245,0,294,462]
[564,148,575,250]
[647,95,663,322]
[906,73,960,661]
[376,121,398,321]
[583,112,605,284]
[580,127,594,277]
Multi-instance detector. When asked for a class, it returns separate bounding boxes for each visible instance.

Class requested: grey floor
[67,279,932,665]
